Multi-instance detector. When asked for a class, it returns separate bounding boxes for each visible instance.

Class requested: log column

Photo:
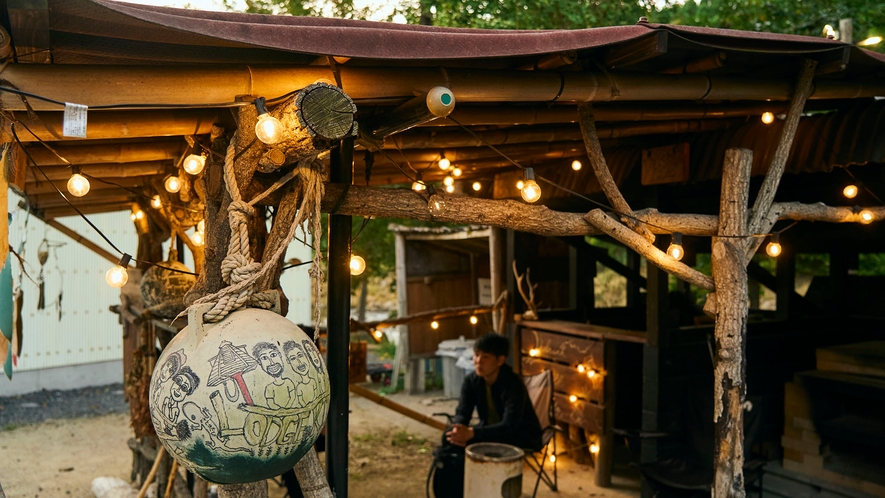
[711,148,752,497]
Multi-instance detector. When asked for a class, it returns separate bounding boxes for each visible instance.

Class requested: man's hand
[445,423,474,447]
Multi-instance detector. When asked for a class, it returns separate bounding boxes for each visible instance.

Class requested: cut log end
[297,82,357,141]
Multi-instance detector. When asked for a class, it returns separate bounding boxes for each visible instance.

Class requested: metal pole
[326,136,354,498]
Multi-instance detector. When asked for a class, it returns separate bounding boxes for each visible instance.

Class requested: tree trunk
[711,148,752,498]
[217,481,267,498]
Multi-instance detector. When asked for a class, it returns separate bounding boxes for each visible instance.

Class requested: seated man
[433,333,542,497]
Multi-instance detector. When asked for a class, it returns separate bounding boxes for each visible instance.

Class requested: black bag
[427,440,465,498]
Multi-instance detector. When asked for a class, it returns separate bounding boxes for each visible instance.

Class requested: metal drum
[464,442,524,498]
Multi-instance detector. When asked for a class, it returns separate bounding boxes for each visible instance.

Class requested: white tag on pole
[63,103,88,138]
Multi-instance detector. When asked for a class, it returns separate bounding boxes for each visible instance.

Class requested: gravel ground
[0,383,128,429]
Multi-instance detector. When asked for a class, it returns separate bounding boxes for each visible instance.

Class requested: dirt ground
[0,390,639,498]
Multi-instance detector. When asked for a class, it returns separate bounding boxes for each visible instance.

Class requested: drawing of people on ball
[153,349,186,407]
[162,366,200,426]
[253,342,296,410]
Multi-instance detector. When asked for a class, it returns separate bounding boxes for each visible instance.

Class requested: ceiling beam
[604,30,668,69]
[2,109,220,142]
[17,140,183,166]
[24,161,170,181]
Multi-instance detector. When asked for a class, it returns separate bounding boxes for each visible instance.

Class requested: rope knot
[221,254,260,284]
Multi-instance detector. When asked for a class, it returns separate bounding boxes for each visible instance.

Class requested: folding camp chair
[522,369,565,498]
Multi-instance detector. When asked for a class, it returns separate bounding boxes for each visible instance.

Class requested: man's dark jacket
[452,364,543,451]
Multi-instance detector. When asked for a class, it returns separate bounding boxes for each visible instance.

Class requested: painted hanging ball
[148,308,330,484]
[140,256,196,318]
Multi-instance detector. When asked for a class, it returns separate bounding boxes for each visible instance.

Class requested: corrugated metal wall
[4,196,313,375]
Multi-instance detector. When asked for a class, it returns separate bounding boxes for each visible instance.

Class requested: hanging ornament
[140,245,197,318]
[36,238,49,310]
[149,307,330,484]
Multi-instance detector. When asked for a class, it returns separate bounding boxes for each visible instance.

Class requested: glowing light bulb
[590,443,600,454]
[373,330,383,340]
[576,364,586,373]
[192,231,205,247]
[428,194,446,216]
[472,182,482,192]
[197,220,205,233]
[823,24,836,38]
[587,370,597,379]
[67,171,90,197]
[105,254,131,288]
[521,168,541,203]
[761,112,775,124]
[151,195,162,209]
[430,320,439,330]
[412,181,426,192]
[183,154,206,175]
[469,315,478,325]
[569,395,578,403]
[528,348,540,357]
[165,176,182,193]
[438,157,451,170]
[516,180,525,190]
[131,210,144,221]
[859,209,874,224]
[666,232,684,261]
[452,167,462,177]
[130,213,137,221]
[443,175,454,187]
[253,97,284,145]
[571,159,582,171]
[549,455,556,463]
[445,184,455,194]
[350,255,367,275]
[766,233,782,257]
[843,185,858,199]
[859,36,882,46]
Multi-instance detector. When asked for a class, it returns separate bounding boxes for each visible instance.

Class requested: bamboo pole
[136,446,166,498]
[19,140,183,166]
[24,176,152,195]
[349,383,448,431]
[711,148,752,498]
[1,64,881,112]
[22,161,169,181]
[578,103,655,242]
[583,209,714,290]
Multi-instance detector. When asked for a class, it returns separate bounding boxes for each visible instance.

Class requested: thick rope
[190,141,325,325]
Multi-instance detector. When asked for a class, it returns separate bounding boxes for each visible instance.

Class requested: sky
[119,0,405,20]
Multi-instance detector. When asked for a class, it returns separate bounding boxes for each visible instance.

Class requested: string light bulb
[590,443,600,454]
[587,370,597,379]
[469,315,478,325]
[130,210,144,222]
[350,255,367,275]
[666,232,684,261]
[438,155,451,170]
[516,180,525,190]
[859,209,874,224]
[576,364,586,373]
[571,159,582,171]
[372,330,383,340]
[766,233,782,257]
[520,168,541,203]
[192,231,205,247]
[443,175,455,187]
[67,166,90,197]
[445,184,455,194]
[761,112,775,124]
[568,395,578,403]
[431,320,439,330]
[843,185,858,199]
[151,195,162,209]
[106,254,131,288]
[452,167,462,177]
[528,348,540,357]
[183,153,206,175]
[165,175,182,193]
[428,187,446,216]
[549,455,556,463]
[253,97,284,145]
[197,220,205,233]
[472,182,482,192]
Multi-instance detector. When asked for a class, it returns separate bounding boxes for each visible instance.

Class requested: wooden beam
[19,140,184,166]
[2,109,220,142]
[711,147,752,497]
[579,103,655,242]
[23,161,170,181]
[1,64,881,111]
[604,30,668,69]
[349,383,447,431]
[41,201,133,219]
[40,217,123,265]
[584,209,714,290]
[24,176,152,195]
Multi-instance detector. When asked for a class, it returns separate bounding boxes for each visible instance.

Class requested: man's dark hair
[474,333,509,358]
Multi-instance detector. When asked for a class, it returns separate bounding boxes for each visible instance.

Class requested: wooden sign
[641,143,690,185]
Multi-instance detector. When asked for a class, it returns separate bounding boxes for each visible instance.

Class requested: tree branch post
[711,148,752,498]
[584,209,714,290]
[746,59,817,257]
[578,102,655,243]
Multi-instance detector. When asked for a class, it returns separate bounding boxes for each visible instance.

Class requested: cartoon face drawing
[302,340,324,375]
[284,341,309,376]
[253,342,284,379]
[159,352,181,383]
[171,366,199,402]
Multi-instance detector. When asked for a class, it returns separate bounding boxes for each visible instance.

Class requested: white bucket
[463,442,524,498]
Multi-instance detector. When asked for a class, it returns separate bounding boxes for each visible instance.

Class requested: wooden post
[489,227,505,333]
[711,148,752,498]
